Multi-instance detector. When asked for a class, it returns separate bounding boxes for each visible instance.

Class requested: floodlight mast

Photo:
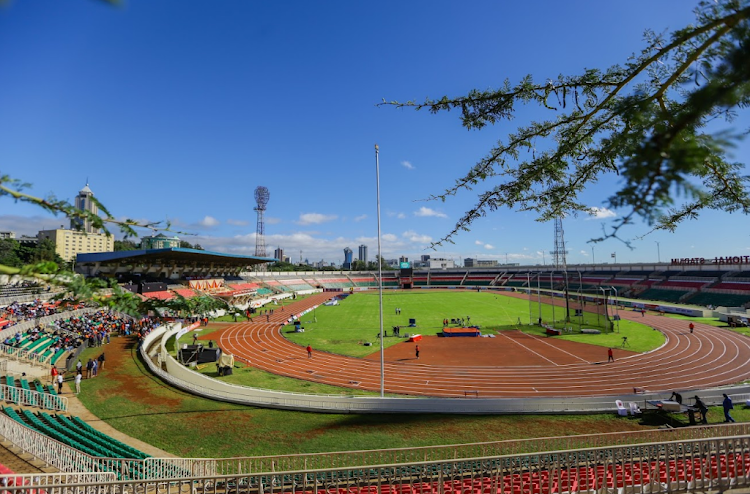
[254,186,270,271]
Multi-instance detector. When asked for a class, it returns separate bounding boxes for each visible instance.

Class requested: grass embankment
[283,291,663,356]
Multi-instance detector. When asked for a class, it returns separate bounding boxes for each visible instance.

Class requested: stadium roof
[76,248,277,277]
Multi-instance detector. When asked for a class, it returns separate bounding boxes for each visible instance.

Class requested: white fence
[7,434,750,494]
[0,382,67,411]
[0,412,145,481]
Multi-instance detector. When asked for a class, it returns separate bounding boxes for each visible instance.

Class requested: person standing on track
[689,322,695,333]
[307,345,312,358]
[607,348,614,362]
[415,344,420,360]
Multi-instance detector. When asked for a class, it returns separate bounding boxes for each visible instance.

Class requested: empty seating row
[3,407,148,460]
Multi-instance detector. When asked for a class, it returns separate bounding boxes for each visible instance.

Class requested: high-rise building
[358,244,368,264]
[343,247,353,269]
[71,183,100,234]
[274,247,284,262]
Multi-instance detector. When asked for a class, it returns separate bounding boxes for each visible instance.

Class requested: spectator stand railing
[12,434,750,494]
[0,342,50,367]
[0,382,67,411]
[0,411,146,481]
[143,422,750,478]
[1,471,116,490]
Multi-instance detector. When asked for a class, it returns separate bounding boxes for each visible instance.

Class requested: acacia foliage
[383,0,750,246]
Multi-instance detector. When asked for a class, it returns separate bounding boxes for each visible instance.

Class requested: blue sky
[1,0,747,266]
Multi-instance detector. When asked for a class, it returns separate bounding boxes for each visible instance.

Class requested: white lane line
[497,331,559,366]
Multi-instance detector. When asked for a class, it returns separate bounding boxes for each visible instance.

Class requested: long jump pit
[364,331,634,367]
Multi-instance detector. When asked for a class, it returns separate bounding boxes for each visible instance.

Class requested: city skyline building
[343,247,353,269]
[358,244,368,265]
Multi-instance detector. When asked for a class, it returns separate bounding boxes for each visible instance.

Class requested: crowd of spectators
[1,299,60,326]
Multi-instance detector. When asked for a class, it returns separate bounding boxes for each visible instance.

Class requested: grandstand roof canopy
[76,248,277,278]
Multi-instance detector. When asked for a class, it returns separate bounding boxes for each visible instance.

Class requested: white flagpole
[375,144,385,397]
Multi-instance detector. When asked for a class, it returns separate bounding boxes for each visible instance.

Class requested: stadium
[2,247,750,492]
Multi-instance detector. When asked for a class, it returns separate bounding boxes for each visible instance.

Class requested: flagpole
[375,144,385,397]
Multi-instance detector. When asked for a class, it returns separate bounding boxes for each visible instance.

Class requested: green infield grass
[284,291,663,357]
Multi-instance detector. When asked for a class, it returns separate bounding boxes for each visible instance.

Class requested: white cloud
[354,214,367,222]
[401,160,415,170]
[227,219,249,226]
[587,207,616,220]
[414,207,447,219]
[580,250,589,257]
[0,214,66,237]
[475,240,493,250]
[475,240,484,246]
[397,213,406,219]
[484,243,494,250]
[402,230,432,244]
[198,216,220,227]
[382,233,398,242]
[296,213,338,225]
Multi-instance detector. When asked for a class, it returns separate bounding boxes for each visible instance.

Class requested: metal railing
[7,434,750,494]
[0,341,53,367]
[0,382,67,411]
[143,423,750,478]
[0,412,145,481]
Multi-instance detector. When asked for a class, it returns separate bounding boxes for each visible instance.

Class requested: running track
[216,292,750,398]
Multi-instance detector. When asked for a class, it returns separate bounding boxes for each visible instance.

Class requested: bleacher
[635,288,689,303]
[350,276,378,287]
[140,291,174,301]
[609,278,643,286]
[315,278,353,289]
[656,280,709,289]
[686,292,750,308]
[3,407,148,460]
[276,279,315,292]
[712,281,750,291]
[464,272,497,286]
[430,275,464,286]
[172,288,201,298]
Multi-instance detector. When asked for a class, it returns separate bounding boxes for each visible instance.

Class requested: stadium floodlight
[375,144,385,397]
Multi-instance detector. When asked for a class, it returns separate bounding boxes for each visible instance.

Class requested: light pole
[591,246,595,265]
[375,144,385,397]
[527,272,533,325]
[655,241,661,263]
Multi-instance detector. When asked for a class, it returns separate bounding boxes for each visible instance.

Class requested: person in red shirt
[50,365,58,383]
[689,322,695,334]
[608,348,614,362]
[306,345,312,358]
[415,345,420,360]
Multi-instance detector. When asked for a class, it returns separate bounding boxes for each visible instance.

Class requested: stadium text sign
[671,255,750,265]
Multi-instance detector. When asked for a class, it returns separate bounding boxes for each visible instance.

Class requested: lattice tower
[254,186,270,271]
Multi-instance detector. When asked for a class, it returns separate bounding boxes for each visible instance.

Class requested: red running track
[216,292,750,398]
